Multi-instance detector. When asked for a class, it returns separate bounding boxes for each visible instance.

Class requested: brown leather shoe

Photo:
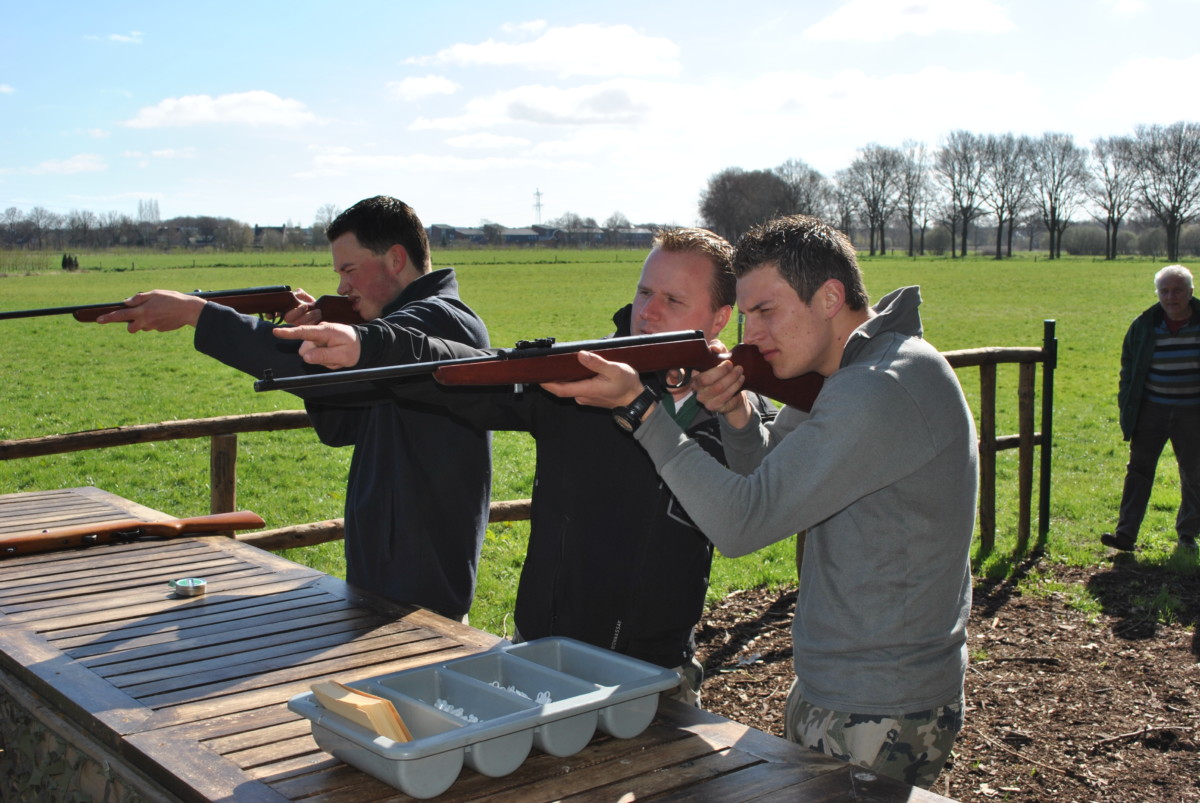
[1100,532,1136,551]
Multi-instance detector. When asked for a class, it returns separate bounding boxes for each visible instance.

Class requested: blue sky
[2,0,1197,230]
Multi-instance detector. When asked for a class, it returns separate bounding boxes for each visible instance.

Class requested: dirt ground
[693,557,1199,802]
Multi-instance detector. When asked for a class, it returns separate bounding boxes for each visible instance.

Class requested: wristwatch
[612,385,660,433]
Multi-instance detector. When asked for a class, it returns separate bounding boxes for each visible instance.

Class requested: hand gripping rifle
[0,511,267,557]
[0,286,363,325]
[253,330,825,411]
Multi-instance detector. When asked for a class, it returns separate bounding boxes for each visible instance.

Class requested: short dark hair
[653,227,735,310]
[732,215,868,310]
[326,196,431,273]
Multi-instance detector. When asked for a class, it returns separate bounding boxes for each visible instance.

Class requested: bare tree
[1089,136,1138,260]
[844,144,904,255]
[549,212,587,246]
[313,203,342,241]
[603,211,631,246]
[26,207,61,250]
[773,158,829,218]
[1031,133,1089,259]
[698,167,793,242]
[830,172,857,238]
[979,133,1035,259]
[1129,121,1200,263]
[934,131,985,257]
[137,198,160,223]
[66,209,98,249]
[896,141,931,257]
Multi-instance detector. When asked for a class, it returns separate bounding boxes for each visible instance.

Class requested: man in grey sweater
[544,214,977,789]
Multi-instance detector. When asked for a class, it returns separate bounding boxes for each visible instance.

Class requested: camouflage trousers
[784,678,963,789]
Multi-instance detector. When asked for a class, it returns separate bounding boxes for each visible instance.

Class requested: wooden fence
[0,322,1055,556]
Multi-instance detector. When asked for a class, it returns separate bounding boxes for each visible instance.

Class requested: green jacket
[1118,298,1200,440]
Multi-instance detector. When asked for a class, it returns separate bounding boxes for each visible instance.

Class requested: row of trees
[699,121,1200,262]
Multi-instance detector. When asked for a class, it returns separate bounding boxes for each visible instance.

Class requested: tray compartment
[367,666,536,777]
[506,638,677,737]
[445,651,601,756]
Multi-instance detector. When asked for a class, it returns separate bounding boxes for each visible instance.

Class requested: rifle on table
[254,330,825,411]
[0,511,266,557]
[0,286,363,325]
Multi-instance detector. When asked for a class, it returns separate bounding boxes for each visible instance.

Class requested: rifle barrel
[0,286,293,321]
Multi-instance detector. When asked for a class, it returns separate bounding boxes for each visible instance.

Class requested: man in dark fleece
[97,196,491,620]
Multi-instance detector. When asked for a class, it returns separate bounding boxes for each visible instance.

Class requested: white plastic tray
[288,637,681,798]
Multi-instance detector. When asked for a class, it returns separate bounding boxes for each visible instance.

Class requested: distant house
[253,224,313,249]
[428,224,488,246]
[500,227,539,246]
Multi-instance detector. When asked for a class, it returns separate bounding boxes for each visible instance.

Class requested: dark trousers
[1117,400,1200,542]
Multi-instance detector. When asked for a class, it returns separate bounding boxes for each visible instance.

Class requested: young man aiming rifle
[542,215,977,789]
[275,228,776,704]
[96,196,491,621]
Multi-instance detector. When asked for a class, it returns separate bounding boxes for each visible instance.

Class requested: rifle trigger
[664,368,692,390]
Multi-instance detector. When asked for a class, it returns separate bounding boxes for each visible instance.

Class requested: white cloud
[109,30,144,44]
[805,0,1014,41]
[501,20,549,35]
[446,133,530,149]
[0,84,13,94]
[30,154,107,175]
[1077,54,1200,130]
[296,149,581,180]
[1105,0,1145,14]
[387,75,460,101]
[151,147,197,159]
[408,24,680,78]
[412,80,654,132]
[123,90,316,128]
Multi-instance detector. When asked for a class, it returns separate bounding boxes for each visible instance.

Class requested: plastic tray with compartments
[288,637,681,799]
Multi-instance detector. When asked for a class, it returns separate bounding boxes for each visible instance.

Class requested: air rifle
[0,286,363,325]
[0,511,267,557]
[254,330,825,411]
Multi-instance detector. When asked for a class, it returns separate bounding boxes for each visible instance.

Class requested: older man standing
[1102,264,1200,553]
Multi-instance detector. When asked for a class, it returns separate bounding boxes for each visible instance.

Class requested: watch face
[613,412,635,432]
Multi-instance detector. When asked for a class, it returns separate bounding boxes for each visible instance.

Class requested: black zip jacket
[360,305,774,667]
[194,269,491,619]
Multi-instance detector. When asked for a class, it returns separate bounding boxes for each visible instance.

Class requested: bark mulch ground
[694,557,1199,802]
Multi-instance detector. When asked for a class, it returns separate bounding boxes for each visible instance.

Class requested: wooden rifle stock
[0,286,362,325]
[0,511,266,557]
[433,337,825,411]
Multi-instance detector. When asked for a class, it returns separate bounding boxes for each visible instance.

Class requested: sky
[2,0,1198,231]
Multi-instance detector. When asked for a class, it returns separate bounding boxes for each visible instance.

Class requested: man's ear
[711,304,733,337]
[822,279,846,319]
[385,244,409,277]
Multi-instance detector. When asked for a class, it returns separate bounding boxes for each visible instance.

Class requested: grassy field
[1,248,1195,634]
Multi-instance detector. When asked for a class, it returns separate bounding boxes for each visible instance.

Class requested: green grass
[0,248,1195,635]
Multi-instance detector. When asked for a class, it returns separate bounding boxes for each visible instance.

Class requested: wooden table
[0,488,953,801]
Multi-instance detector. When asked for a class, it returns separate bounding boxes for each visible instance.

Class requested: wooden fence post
[210,434,237,515]
[1039,320,1057,541]
[978,363,997,554]
[1017,362,1036,555]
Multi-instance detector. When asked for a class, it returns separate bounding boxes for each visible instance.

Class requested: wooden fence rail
[0,323,1055,556]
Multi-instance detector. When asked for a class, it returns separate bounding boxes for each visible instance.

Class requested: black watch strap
[612,385,660,433]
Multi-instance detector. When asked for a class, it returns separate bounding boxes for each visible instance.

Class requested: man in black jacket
[278,228,773,703]
[96,196,491,620]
